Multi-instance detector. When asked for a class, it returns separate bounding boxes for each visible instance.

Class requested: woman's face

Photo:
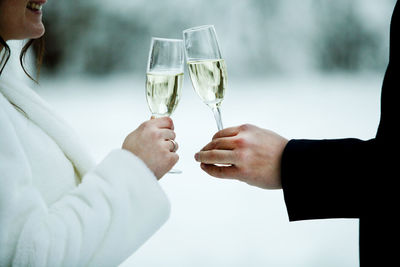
[0,0,46,41]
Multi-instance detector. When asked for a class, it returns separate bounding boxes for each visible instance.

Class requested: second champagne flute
[146,37,184,174]
[183,25,228,131]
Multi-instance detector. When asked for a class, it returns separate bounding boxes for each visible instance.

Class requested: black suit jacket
[281,1,399,265]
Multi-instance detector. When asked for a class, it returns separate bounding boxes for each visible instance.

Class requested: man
[195,1,398,265]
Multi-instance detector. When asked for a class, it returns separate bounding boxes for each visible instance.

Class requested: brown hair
[0,36,45,82]
[0,35,10,75]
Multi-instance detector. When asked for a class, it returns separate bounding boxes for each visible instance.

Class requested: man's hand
[195,124,288,189]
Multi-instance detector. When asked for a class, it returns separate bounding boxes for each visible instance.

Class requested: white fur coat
[0,77,170,267]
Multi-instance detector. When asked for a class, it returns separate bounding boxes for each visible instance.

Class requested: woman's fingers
[159,129,176,140]
[165,139,179,152]
[152,116,174,130]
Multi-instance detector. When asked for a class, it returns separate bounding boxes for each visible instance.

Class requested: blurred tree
[38,0,392,77]
[42,0,152,75]
[312,0,389,72]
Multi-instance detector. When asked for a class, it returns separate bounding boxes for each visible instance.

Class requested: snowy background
[32,73,381,267]
[5,0,397,266]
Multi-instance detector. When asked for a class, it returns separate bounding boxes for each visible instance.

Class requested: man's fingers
[195,150,236,164]
[201,137,236,151]
[212,126,240,140]
[200,163,239,179]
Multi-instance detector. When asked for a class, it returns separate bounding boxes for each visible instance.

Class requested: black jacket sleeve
[281,1,399,222]
[281,138,380,221]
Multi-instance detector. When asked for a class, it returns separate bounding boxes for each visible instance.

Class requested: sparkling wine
[146,72,183,117]
[187,59,227,108]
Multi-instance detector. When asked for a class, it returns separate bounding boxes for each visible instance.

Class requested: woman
[0,0,179,266]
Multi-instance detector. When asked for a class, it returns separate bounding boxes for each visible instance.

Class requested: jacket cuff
[94,149,171,223]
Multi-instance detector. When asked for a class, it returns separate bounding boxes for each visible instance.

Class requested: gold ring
[169,139,178,152]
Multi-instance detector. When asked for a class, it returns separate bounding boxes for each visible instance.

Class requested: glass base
[168,168,182,174]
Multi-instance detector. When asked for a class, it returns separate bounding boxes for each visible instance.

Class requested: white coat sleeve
[0,105,170,267]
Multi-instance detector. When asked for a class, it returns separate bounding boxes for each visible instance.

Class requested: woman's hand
[195,124,288,189]
[122,117,179,179]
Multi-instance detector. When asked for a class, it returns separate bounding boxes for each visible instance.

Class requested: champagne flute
[146,37,184,174]
[183,25,227,131]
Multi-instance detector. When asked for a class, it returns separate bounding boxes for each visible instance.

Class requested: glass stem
[212,106,223,131]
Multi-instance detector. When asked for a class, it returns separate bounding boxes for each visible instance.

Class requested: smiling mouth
[26,1,44,12]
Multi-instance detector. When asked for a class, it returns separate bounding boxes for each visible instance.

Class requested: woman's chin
[33,29,45,39]
[29,25,45,39]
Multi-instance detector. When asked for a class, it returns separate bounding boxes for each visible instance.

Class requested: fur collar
[0,76,95,180]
